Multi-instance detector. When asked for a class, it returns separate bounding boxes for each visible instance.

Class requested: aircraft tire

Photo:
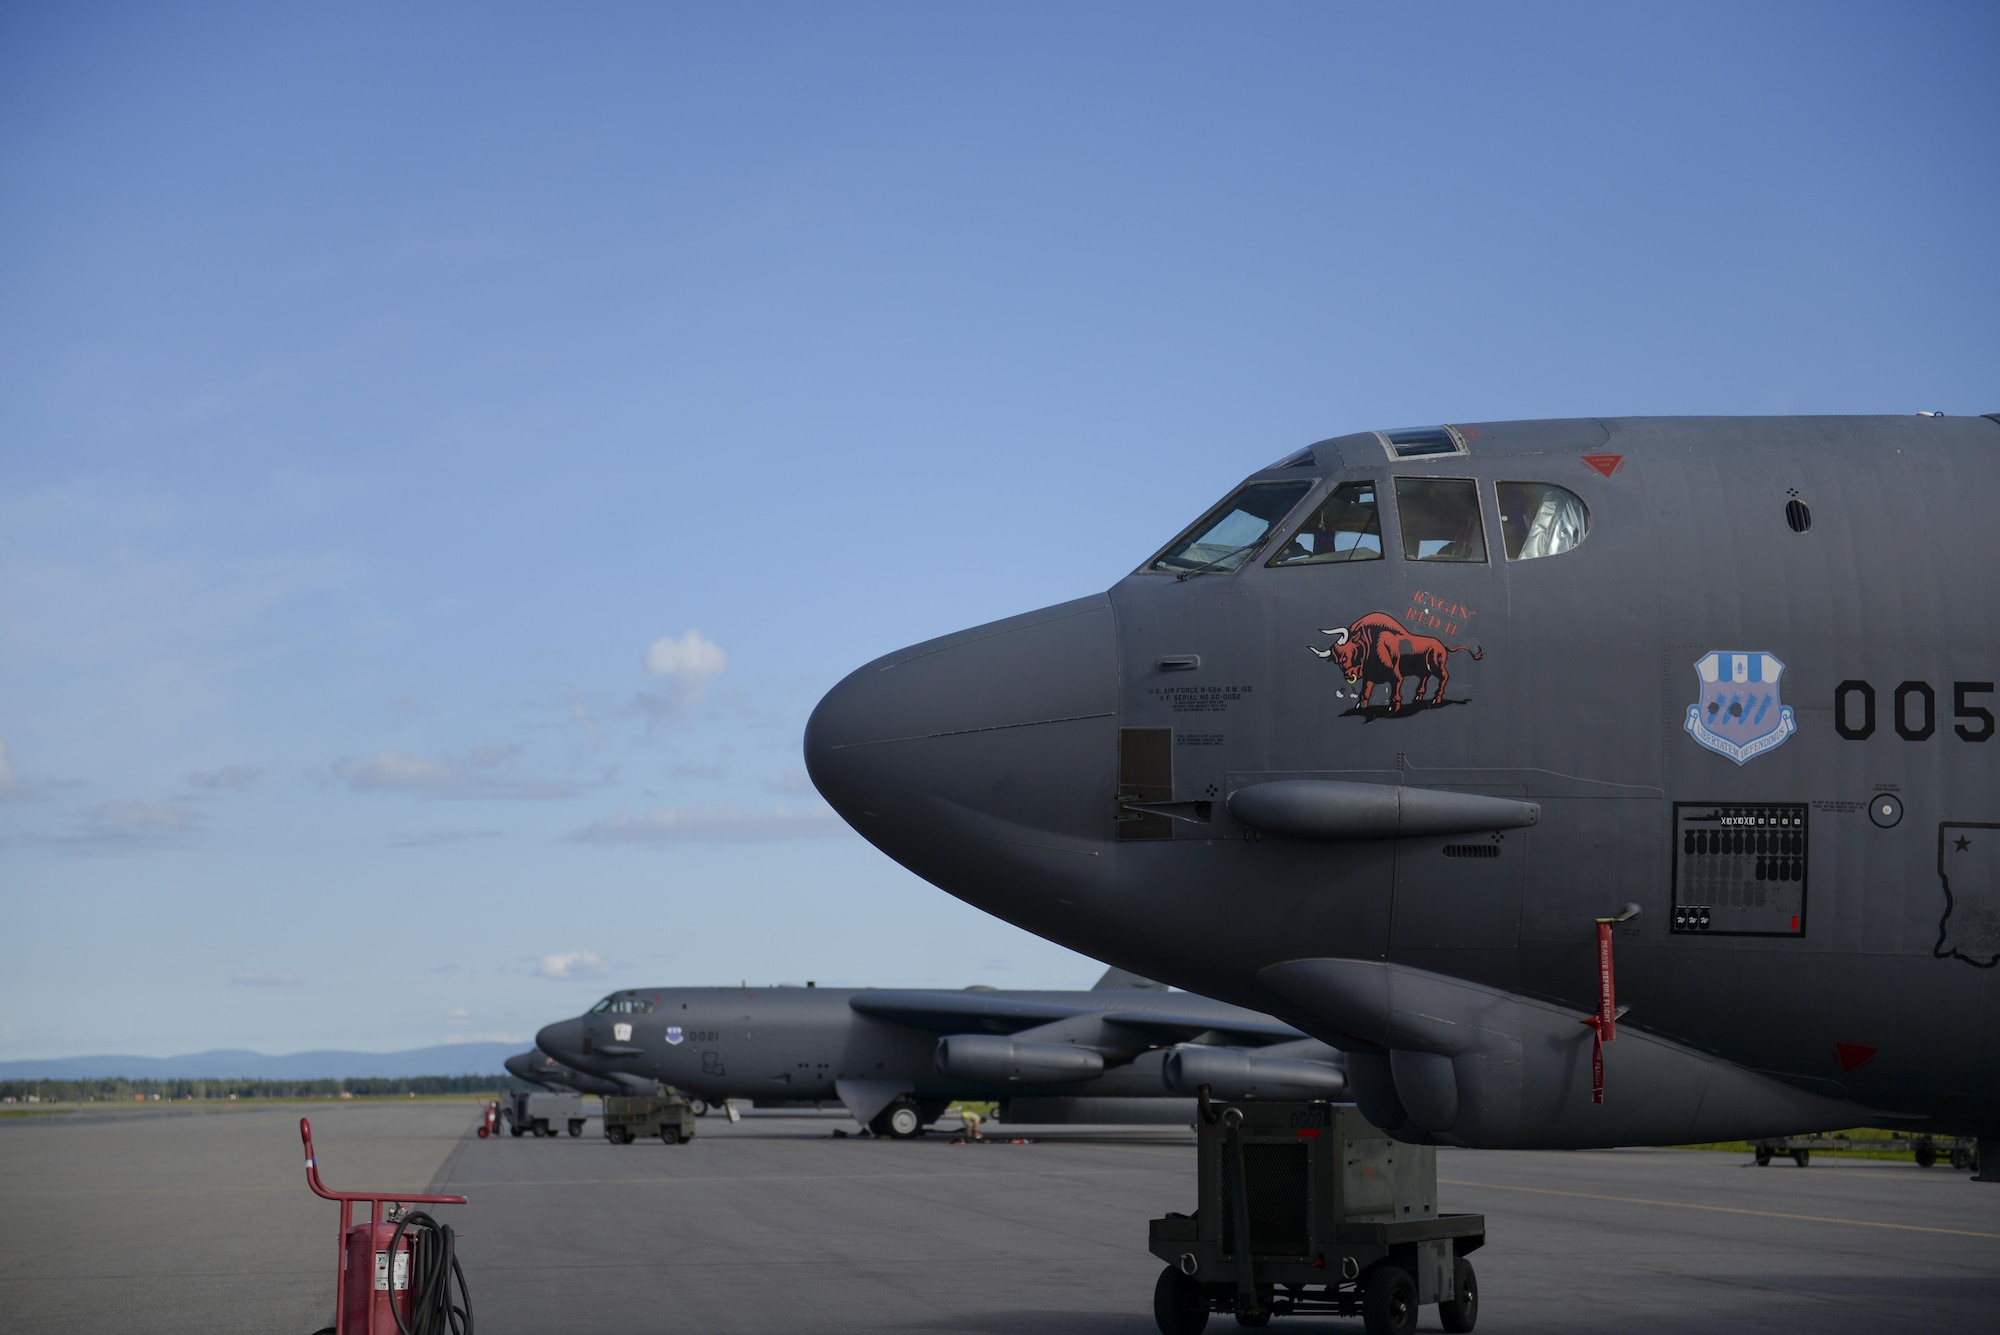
[1439,1258,1477,1333]
[1151,1265,1209,1335]
[1361,1265,1417,1335]
[689,1098,709,1117]
[1916,1139,1938,1168]
[886,1101,923,1138]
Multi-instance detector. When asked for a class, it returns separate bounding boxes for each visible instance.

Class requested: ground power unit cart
[1149,1100,1484,1335]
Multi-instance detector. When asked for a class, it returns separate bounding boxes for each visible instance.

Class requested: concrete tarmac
[4,1104,1998,1334]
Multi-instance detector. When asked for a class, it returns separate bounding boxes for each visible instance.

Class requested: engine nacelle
[1163,1047,1348,1101]
[934,1034,1106,1083]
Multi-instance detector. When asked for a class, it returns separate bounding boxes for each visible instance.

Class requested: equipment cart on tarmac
[1149,1100,1483,1335]
[502,1089,585,1138]
[603,1086,696,1145]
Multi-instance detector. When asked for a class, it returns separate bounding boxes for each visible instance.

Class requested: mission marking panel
[1671,802,1808,936]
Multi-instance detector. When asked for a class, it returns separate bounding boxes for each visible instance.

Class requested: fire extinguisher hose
[388,1210,475,1335]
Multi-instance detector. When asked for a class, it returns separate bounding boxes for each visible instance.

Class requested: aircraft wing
[1099,1010,1305,1045]
[846,990,1087,1034]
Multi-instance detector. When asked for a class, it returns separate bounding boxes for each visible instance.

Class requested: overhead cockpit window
[1497,482,1590,560]
[1144,479,1313,576]
[1394,477,1487,562]
[1375,425,1468,459]
[1269,481,1383,566]
[607,998,652,1014]
[1264,445,1317,469]
[588,998,613,1014]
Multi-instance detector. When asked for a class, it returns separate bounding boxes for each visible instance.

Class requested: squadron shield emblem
[1685,651,1796,764]
[665,1026,684,1045]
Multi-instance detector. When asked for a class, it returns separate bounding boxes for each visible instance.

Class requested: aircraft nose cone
[503,1051,540,1083]
[805,594,1119,901]
[535,1019,585,1066]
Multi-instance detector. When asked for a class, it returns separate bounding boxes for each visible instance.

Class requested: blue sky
[2,2,1995,1058]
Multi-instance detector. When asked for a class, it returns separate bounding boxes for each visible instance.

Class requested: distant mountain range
[0,1042,517,1081]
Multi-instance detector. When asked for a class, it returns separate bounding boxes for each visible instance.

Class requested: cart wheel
[510,1125,524,1138]
[1361,1265,1417,1335]
[1753,1146,1772,1166]
[1439,1257,1478,1333]
[661,1125,682,1145]
[1152,1265,1209,1335]
[1791,1148,1810,1167]
[608,1127,629,1144]
[1232,1291,1271,1327]
[1952,1146,1973,1171]
[1915,1138,1938,1169]
[569,1121,584,1137]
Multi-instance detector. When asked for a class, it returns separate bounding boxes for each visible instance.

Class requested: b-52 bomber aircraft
[806,414,2000,1168]
[504,1047,631,1099]
[534,968,1346,1137]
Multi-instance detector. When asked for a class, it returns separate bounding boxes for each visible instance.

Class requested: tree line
[2,1074,537,1102]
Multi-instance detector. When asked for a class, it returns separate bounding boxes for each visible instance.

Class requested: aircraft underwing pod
[1259,958,1870,1149]
[934,1034,1107,1082]
[1161,1046,1348,1100]
[1227,779,1540,840]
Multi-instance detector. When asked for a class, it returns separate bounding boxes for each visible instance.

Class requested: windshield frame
[1137,477,1318,578]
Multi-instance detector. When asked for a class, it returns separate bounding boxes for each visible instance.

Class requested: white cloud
[446,1007,471,1027]
[331,747,586,800]
[388,827,502,849]
[186,765,264,793]
[637,630,727,719]
[538,951,612,980]
[28,799,203,853]
[567,803,849,845]
[232,970,299,986]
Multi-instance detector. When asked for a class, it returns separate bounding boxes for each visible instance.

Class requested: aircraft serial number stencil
[1671,803,1808,936]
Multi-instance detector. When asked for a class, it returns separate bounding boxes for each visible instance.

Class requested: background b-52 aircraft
[504,1047,630,1099]
[807,414,2000,1167]
[535,967,1346,1136]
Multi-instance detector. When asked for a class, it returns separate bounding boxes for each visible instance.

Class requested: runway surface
[3,1102,1997,1333]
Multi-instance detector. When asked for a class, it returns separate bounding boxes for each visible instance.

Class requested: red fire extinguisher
[476,1100,499,1139]
[301,1117,473,1334]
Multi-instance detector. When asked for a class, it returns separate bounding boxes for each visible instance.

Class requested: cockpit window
[1269,481,1383,566]
[1497,482,1589,560]
[1264,445,1317,469]
[1376,425,1467,459]
[590,997,652,1014]
[588,998,612,1014]
[1394,477,1487,562]
[1145,479,1313,576]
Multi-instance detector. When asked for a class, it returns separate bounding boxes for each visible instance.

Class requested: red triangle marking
[1834,1041,1878,1073]
[1581,454,1624,478]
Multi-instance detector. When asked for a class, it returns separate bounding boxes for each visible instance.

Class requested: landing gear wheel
[1152,1265,1209,1335]
[661,1125,683,1145]
[1791,1148,1810,1167]
[1361,1265,1417,1335]
[871,1099,924,1138]
[1753,1146,1772,1166]
[1439,1257,1478,1333]
[1916,1138,1938,1169]
[689,1098,709,1117]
